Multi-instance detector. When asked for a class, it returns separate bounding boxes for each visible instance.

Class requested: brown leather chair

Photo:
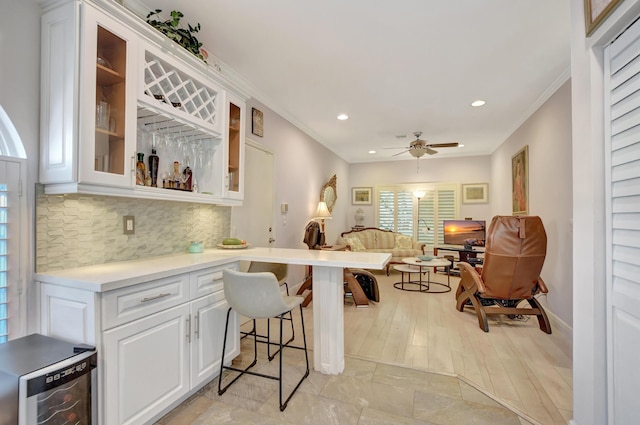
[455,216,551,333]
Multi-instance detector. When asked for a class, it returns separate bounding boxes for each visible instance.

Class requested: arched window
[0,104,27,343]
[0,105,26,159]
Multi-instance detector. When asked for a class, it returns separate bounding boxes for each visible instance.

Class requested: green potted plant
[146,9,207,63]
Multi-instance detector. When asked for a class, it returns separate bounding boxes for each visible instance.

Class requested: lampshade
[314,201,333,219]
[413,190,426,199]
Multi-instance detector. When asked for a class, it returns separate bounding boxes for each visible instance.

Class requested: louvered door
[604,17,640,425]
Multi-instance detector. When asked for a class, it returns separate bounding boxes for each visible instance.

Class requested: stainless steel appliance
[0,334,97,425]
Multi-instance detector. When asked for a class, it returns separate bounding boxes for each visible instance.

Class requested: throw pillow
[394,234,413,249]
[345,237,366,252]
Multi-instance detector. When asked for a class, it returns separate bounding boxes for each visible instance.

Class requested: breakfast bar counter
[36,247,391,376]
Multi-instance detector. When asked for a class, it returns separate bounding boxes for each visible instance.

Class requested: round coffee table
[393,257,452,293]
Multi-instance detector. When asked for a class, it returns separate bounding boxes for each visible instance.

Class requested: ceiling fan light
[409,149,425,158]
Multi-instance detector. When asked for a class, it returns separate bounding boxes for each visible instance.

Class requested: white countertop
[35,247,391,293]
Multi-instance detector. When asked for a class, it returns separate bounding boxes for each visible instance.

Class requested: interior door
[231,141,275,247]
[604,19,640,425]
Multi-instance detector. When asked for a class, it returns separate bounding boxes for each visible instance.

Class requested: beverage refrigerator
[0,334,97,425]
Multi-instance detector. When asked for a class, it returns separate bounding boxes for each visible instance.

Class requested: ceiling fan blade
[426,142,459,148]
[392,149,410,157]
[382,146,408,150]
[426,147,438,155]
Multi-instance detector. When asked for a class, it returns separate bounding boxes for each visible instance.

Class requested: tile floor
[156,338,535,425]
[155,269,570,425]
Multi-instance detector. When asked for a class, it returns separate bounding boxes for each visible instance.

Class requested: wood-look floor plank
[301,269,571,425]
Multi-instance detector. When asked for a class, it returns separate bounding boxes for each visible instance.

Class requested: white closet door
[605,18,640,425]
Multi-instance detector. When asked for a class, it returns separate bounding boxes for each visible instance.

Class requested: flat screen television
[443,220,486,247]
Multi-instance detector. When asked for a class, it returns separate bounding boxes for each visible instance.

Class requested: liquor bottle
[136,153,146,186]
[148,148,159,187]
[183,157,193,191]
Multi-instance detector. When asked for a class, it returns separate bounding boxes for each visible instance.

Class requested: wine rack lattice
[143,51,219,128]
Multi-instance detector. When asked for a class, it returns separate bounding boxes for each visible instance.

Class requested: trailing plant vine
[146,9,207,63]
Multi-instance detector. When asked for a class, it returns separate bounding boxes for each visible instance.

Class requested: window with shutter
[0,105,27,344]
[0,184,7,343]
[376,184,458,244]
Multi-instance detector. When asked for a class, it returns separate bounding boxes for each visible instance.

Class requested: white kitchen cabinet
[38,260,240,425]
[190,292,238,388]
[40,1,138,189]
[103,304,190,425]
[39,0,247,205]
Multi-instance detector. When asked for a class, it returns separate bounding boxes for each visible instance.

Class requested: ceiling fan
[385,132,459,158]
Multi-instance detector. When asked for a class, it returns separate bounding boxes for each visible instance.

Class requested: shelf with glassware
[134,101,227,203]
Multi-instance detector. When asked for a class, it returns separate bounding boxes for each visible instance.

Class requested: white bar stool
[218,269,310,411]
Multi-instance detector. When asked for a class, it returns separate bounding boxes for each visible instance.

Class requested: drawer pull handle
[140,293,171,303]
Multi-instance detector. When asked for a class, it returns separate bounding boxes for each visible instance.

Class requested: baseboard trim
[535,293,573,341]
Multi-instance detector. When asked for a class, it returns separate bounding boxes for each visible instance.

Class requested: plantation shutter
[0,160,20,344]
[436,188,456,244]
[418,190,435,244]
[0,183,7,343]
[378,190,395,231]
[396,191,413,236]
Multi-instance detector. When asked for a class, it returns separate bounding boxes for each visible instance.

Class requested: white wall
[243,98,350,285]
[349,155,493,229]
[1,0,42,335]
[491,80,573,327]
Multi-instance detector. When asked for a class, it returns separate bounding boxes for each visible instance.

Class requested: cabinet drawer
[102,274,189,329]
[189,262,239,299]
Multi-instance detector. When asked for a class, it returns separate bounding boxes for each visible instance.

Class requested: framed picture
[512,145,529,215]
[251,107,264,137]
[461,183,488,204]
[584,0,623,36]
[352,187,372,205]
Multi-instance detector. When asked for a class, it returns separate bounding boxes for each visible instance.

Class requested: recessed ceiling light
[368,150,377,154]
[471,100,486,107]
[458,144,465,148]
[337,114,349,120]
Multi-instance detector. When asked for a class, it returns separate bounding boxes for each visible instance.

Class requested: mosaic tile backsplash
[35,185,231,272]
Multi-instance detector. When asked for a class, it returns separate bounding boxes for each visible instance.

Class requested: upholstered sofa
[339,227,425,275]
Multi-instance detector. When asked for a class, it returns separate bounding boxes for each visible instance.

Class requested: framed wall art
[512,145,529,215]
[251,107,264,137]
[461,183,489,204]
[584,0,623,36]
[352,187,372,205]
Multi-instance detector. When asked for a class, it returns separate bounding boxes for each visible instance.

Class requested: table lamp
[314,201,332,233]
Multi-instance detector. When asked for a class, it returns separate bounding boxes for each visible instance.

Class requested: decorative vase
[355,208,365,227]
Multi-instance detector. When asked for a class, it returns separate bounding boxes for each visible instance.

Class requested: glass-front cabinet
[224,93,245,200]
[40,0,247,205]
[40,1,137,188]
[84,14,137,187]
